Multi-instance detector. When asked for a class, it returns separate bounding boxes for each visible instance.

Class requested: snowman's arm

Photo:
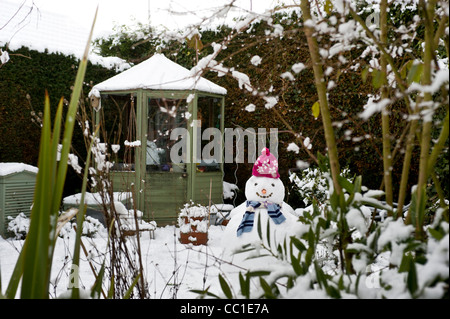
[282,202,296,216]
[228,202,247,219]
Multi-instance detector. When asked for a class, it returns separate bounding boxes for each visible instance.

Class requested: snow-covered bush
[289,166,353,206]
[56,215,106,239]
[205,164,449,299]
[7,213,30,240]
[81,216,106,238]
[112,201,156,234]
[187,0,448,298]
[7,210,106,240]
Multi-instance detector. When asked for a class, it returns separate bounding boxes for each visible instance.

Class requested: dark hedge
[0,46,116,197]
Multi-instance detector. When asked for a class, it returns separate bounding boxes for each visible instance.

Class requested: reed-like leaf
[5,97,61,298]
[107,275,115,299]
[49,6,98,258]
[238,272,249,298]
[219,274,233,299]
[123,275,141,299]
[5,8,98,299]
[90,264,106,299]
[20,93,53,298]
[71,128,98,299]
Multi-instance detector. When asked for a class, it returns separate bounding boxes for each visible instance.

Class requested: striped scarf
[236,200,286,236]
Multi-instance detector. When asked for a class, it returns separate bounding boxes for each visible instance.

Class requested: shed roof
[92,53,227,95]
[0,162,38,177]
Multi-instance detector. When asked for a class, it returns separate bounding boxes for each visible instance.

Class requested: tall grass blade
[71,128,98,299]
[49,6,98,260]
[5,8,98,299]
[20,93,54,298]
[219,274,233,299]
[123,275,141,299]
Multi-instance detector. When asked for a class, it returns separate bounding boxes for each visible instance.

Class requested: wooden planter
[179,230,208,246]
[179,216,208,246]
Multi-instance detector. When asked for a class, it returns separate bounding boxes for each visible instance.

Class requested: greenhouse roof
[92,53,227,95]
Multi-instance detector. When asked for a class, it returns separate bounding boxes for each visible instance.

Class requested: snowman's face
[245,175,285,204]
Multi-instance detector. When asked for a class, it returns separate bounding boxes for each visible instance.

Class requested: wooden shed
[0,163,37,237]
[90,54,227,225]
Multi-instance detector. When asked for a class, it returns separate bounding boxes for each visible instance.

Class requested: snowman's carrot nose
[261,189,267,194]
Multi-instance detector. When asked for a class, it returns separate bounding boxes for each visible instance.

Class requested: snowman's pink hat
[252,147,280,179]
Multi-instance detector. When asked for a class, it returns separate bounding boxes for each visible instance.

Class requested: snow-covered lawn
[0,224,245,299]
[1,216,448,299]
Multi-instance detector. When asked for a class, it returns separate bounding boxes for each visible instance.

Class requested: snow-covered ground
[0,224,247,299]
[0,165,447,299]
[1,211,448,299]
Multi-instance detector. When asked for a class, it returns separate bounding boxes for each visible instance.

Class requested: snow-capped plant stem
[300,0,355,274]
[379,0,394,214]
[71,128,98,299]
[130,183,146,299]
[397,116,420,218]
[348,0,415,218]
[426,109,449,211]
[427,110,449,176]
[348,6,408,95]
[408,0,437,239]
[300,0,341,196]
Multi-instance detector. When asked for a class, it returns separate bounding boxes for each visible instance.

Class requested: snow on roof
[92,53,227,95]
[0,0,130,72]
[63,192,132,205]
[1,0,88,58]
[0,162,38,177]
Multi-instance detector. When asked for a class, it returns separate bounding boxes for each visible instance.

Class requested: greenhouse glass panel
[197,96,221,172]
[147,97,188,172]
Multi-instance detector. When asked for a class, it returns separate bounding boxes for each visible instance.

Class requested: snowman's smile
[256,191,273,199]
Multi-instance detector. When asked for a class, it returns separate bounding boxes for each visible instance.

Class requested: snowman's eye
[254,183,258,186]
[271,183,275,187]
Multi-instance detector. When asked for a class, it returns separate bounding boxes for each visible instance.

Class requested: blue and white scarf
[236,200,286,236]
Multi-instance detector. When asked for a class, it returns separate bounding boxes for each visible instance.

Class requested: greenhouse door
[145,96,189,225]
[191,96,224,206]
[99,93,138,201]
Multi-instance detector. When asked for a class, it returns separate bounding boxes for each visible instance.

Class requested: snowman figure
[222,148,298,256]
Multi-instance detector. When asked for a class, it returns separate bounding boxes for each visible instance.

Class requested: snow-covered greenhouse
[89,53,227,225]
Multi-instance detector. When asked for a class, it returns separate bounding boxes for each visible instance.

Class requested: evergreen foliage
[0,46,116,195]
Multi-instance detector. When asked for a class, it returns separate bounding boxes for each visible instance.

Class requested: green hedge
[0,46,116,196]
